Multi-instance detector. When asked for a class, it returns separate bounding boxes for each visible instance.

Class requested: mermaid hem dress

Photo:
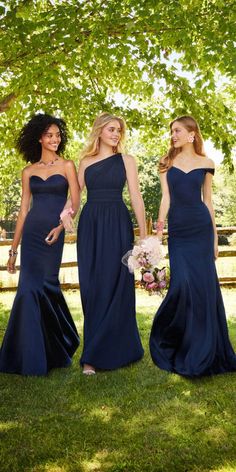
[150,167,236,377]
[77,154,144,370]
[0,174,80,376]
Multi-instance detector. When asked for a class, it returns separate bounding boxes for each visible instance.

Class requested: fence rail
[1,277,236,292]
[1,250,236,272]
[1,226,236,290]
[1,226,236,247]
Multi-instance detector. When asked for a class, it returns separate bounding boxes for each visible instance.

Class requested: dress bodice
[29,174,68,211]
[30,174,68,197]
[84,154,126,202]
[167,167,214,207]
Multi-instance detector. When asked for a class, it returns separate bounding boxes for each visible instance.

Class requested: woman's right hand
[61,214,74,233]
[45,225,64,245]
[7,255,17,274]
[156,231,163,242]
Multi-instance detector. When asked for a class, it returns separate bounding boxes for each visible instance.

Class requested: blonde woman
[150,115,236,377]
[62,112,146,374]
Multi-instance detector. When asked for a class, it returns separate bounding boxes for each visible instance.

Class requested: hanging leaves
[0,0,235,216]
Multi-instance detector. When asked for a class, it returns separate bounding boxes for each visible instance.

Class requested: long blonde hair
[81,112,126,159]
[160,115,206,172]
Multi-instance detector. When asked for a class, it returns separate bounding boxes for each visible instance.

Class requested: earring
[112,146,117,154]
[188,135,194,143]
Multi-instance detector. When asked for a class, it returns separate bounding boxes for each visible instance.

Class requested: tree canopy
[0,0,235,217]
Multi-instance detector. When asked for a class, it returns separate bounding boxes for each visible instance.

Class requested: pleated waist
[87,189,123,203]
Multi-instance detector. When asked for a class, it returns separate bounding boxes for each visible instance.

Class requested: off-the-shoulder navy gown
[150,167,236,377]
[0,174,80,376]
[77,153,144,369]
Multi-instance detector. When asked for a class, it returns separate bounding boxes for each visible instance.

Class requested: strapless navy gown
[0,174,79,376]
[150,167,236,377]
[77,154,144,369]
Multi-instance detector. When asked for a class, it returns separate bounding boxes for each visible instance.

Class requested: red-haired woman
[150,116,236,377]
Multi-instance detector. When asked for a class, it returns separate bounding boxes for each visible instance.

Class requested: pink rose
[143,272,154,283]
[147,282,158,289]
[157,269,166,280]
[159,280,166,289]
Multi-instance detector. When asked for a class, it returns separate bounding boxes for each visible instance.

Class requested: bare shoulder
[79,156,93,169]
[122,153,135,161]
[64,158,76,170]
[77,157,91,177]
[197,156,215,169]
[80,156,90,166]
[22,163,34,178]
[204,157,215,169]
[122,153,136,167]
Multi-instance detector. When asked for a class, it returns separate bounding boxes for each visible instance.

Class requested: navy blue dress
[150,167,236,377]
[0,174,79,376]
[77,153,144,369]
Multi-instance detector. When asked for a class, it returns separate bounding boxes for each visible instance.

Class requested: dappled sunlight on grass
[205,426,228,444]
[80,450,121,472]
[41,467,67,472]
[213,466,236,472]
[0,290,236,471]
[0,421,19,431]
[90,405,121,423]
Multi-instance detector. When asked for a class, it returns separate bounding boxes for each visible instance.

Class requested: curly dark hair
[16,113,68,163]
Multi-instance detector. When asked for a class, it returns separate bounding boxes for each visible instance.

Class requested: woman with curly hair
[0,113,80,376]
[150,115,236,377]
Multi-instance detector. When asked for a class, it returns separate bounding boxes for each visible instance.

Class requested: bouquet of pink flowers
[122,236,169,295]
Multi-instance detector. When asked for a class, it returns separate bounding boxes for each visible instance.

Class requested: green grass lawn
[0,290,236,472]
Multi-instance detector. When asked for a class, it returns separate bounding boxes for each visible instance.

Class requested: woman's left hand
[45,225,63,245]
[214,239,219,259]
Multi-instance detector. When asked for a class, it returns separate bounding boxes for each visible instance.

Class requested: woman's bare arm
[156,170,170,239]
[7,168,32,272]
[46,160,80,244]
[123,154,147,240]
[203,166,218,258]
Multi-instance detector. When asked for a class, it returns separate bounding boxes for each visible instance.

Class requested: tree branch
[0,92,17,112]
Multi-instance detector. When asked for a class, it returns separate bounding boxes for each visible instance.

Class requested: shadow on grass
[0,302,236,471]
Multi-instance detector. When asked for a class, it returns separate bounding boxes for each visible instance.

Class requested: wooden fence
[0,226,236,290]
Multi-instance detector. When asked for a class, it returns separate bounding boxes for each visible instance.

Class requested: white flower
[140,236,163,268]
[128,255,141,272]
[132,245,142,257]
[122,236,164,273]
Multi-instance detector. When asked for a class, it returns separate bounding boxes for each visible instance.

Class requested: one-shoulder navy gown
[77,154,144,369]
[150,167,236,377]
[0,174,80,376]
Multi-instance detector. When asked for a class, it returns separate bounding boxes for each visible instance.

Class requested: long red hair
[160,115,206,172]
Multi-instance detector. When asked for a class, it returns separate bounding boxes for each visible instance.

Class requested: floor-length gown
[77,153,144,369]
[0,174,80,376]
[150,167,236,377]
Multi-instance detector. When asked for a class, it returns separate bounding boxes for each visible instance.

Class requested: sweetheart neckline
[170,167,214,175]
[30,174,68,182]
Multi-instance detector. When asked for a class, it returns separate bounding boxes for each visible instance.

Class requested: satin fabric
[0,174,79,376]
[77,154,144,369]
[150,167,236,377]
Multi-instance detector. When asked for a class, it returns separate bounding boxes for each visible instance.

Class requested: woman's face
[171,121,194,148]
[99,120,122,148]
[39,124,61,152]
